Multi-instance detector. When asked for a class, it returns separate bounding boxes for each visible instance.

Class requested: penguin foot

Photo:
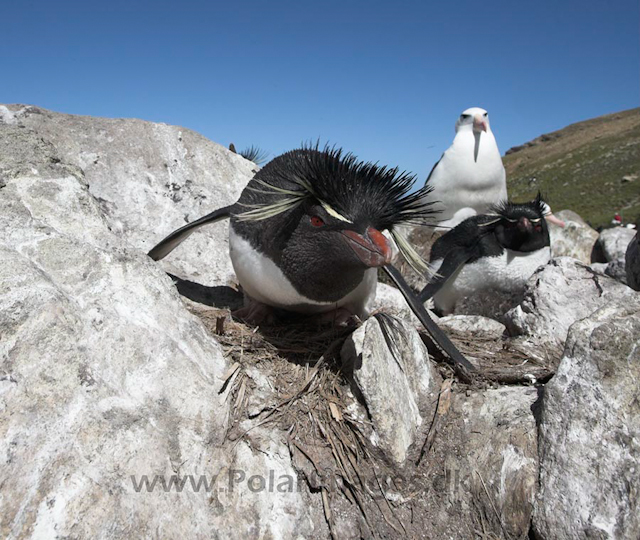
[232,299,277,325]
[233,301,358,328]
[313,307,360,327]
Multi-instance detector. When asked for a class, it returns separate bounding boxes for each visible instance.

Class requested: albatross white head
[455,107,491,134]
[454,107,493,162]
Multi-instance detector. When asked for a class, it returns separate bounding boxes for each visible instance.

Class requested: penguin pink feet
[233,297,358,328]
[232,297,278,325]
[313,307,360,327]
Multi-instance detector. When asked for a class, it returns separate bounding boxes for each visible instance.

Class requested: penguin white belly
[433,247,550,313]
[229,227,377,318]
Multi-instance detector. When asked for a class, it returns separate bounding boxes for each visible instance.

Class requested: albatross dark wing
[424,153,444,186]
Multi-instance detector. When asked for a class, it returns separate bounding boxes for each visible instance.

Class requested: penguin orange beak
[473,114,487,133]
[341,227,393,267]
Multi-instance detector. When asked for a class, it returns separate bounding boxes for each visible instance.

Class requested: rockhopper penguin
[423,107,508,229]
[148,146,476,378]
[418,194,553,314]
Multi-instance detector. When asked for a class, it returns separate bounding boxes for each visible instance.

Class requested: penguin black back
[430,194,550,263]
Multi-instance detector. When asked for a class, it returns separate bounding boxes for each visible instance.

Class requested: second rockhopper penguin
[418,194,554,314]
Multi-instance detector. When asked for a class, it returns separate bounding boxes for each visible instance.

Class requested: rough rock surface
[504,257,637,348]
[371,282,433,327]
[0,103,255,287]
[0,109,323,539]
[603,258,628,284]
[533,300,640,539]
[438,314,507,339]
[590,259,628,285]
[341,316,441,464]
[431,386,539,538]
[596,226,636,262]
[626,230,640,290]
[548,209,599,263]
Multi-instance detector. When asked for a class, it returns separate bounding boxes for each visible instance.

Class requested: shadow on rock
[168,273,244,310]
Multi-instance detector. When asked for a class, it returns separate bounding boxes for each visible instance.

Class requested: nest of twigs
[186,298,559,539]
[189,303,428,536]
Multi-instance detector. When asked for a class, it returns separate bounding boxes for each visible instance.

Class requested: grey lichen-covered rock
[0,114,321,539]
[626,230,640,291]
[596,226,636,263]
[438,314,506,339]
[0,175,231,537]
[371,282,434,327]
[1,103,255,287]
[548,209,599,263]
[434,386,539,539]
[604,258,628,284]
[340,315,441,464]
[533,300,640,540]
[504,257,637,347]
[217,436,326,539]
[591,259,629,285]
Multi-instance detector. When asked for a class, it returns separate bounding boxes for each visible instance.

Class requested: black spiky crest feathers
[235,144,438,275]
[490,192,547,222]
[240,145,269,166]
[241,144,437,230]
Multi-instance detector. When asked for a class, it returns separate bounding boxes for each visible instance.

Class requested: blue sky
[4,0,639,181]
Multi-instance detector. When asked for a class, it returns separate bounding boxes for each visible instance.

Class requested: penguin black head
[490,193,550,252]
[234,145,438,277]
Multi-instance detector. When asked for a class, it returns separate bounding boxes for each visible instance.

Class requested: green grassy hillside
[503,108,640,228]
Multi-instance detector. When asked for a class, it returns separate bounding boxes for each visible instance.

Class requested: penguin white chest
[229,227,377,317]
[433,247,550,313]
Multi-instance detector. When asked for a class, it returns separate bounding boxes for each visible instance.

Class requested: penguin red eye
[310,216,325,227]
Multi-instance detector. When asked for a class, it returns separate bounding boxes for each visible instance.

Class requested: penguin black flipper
[383,264,475,382]
[148,204,236,261]
[417,248,471,302]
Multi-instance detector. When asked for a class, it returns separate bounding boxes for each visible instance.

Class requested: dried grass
[189,303,411,537]
[187,300,557,538]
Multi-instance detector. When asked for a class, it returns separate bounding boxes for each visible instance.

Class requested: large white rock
[597,226,636,263]
[0,116,322,539]
[438,314,507,339]
[548,209,599,263]
[533,300,640,539]
[340,316,441,464]
[445,387,539,538]
[504,257,637,347]
[1,103,255,286]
